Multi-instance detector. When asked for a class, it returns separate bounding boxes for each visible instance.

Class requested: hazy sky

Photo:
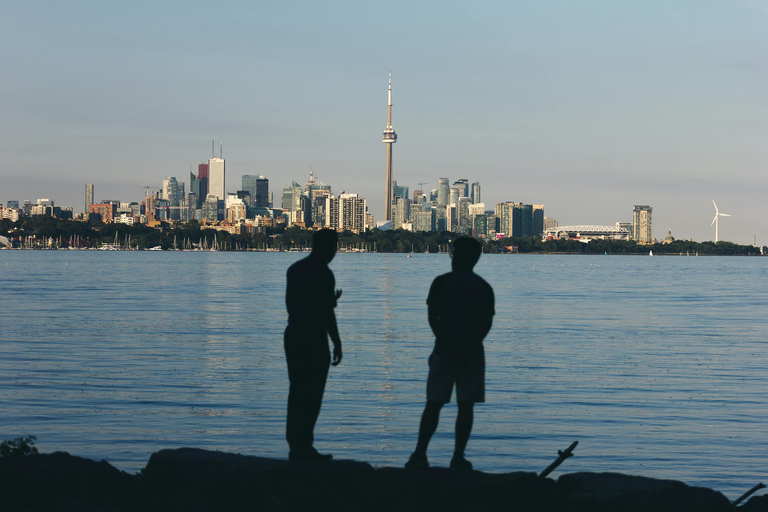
[2,1,766,244]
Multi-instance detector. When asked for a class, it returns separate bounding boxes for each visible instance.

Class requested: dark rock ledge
[1,448,764,511]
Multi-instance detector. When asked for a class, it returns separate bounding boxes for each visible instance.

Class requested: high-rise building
[281,182,303,224]
[473,214,489,237]
[437,178,450,207]
[471,182,481,204]
[449,187,460,207]
[85,184,94,214]
[310,189,331,227]
[544,217,558,231]
[241,175,260,207]
[532,205,545,236]
[413,208,436,233]
[633,205,653,243]
[393,180,409,201]
[198,163,209,200]
[458,197,472,233]
[325,193,368,233]
[393,197,410,230]
[202,195,224,222]
[453,179,469,199]
[242,175,269,208]
[255,176,269,207]
[162,177,184,220]
[190,172,201,207]
[382,71,397,221]
[209,156,225,200]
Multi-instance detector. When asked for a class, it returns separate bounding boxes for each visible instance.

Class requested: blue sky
[2,1,766,244]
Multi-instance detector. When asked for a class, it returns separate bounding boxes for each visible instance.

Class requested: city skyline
[1,2,766,244]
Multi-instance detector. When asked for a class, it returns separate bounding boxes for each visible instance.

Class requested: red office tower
[198,163,209,199]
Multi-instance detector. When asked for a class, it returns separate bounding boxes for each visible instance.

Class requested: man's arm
[475,286,495,343]
[426,277,444,339]
[327,310,342,366]
[427,301,442,338]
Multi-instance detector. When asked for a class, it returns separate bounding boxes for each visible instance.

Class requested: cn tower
[382,70,397,221]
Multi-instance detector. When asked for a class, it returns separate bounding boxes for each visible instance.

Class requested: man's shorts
[426,350,485,404]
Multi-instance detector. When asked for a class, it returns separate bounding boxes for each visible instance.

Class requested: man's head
[451,237,482,271]
[312,229,338,264]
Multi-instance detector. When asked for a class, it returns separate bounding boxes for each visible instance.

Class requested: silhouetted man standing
[406,237,495,470]
[284,229,342,462]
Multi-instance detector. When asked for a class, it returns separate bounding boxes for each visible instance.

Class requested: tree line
[0,216,763,255]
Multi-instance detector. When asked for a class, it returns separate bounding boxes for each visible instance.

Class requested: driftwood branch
[732,482,765,507]
[539,441,578,479]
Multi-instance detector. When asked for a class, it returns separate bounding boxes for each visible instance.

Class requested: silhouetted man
[284,229,343,462]
[406,237,495,470]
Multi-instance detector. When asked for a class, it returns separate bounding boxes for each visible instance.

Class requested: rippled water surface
[1,251,766,499]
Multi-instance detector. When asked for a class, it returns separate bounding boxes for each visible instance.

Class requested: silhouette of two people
[283,233,494,469]
[284,229,342,462]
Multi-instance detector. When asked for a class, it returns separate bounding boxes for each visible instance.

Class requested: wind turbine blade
[711,215,717,226]
[720,213,731,217]
[712,199,718,213]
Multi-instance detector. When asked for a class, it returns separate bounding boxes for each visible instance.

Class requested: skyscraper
[242,175,260,207]
[162,177,183,221]
[382,71,397,221]
[471,182,481,204]
[198,163,209,200]
[85,184,94,214]
[453,179,469,199]
[437,178,450,207]
[208,142,225,200]
[255,176,269,207]
[633,205,653,244]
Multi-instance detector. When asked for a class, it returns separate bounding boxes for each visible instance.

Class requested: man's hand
[335,289,343,301]
[332,345,343,366]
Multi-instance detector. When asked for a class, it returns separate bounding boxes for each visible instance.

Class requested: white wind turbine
[711,200,731,242]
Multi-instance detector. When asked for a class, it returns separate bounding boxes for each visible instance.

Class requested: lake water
[1,251,766,500]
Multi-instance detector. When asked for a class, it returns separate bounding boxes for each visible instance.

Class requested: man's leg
[454,401,474,458]
[406,400,442,468]
[414,400,443,456]
[285,330,330,458]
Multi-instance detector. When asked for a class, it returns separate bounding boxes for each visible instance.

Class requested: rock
[0,451,135,511]
[557,472,732,512]
[140,447,377,511]
[0,448,743,511]
[738,494,768,511]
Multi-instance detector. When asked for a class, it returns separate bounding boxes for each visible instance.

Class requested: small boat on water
[149,246,163,251]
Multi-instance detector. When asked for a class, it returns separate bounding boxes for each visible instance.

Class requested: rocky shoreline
[1,448,765,511]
